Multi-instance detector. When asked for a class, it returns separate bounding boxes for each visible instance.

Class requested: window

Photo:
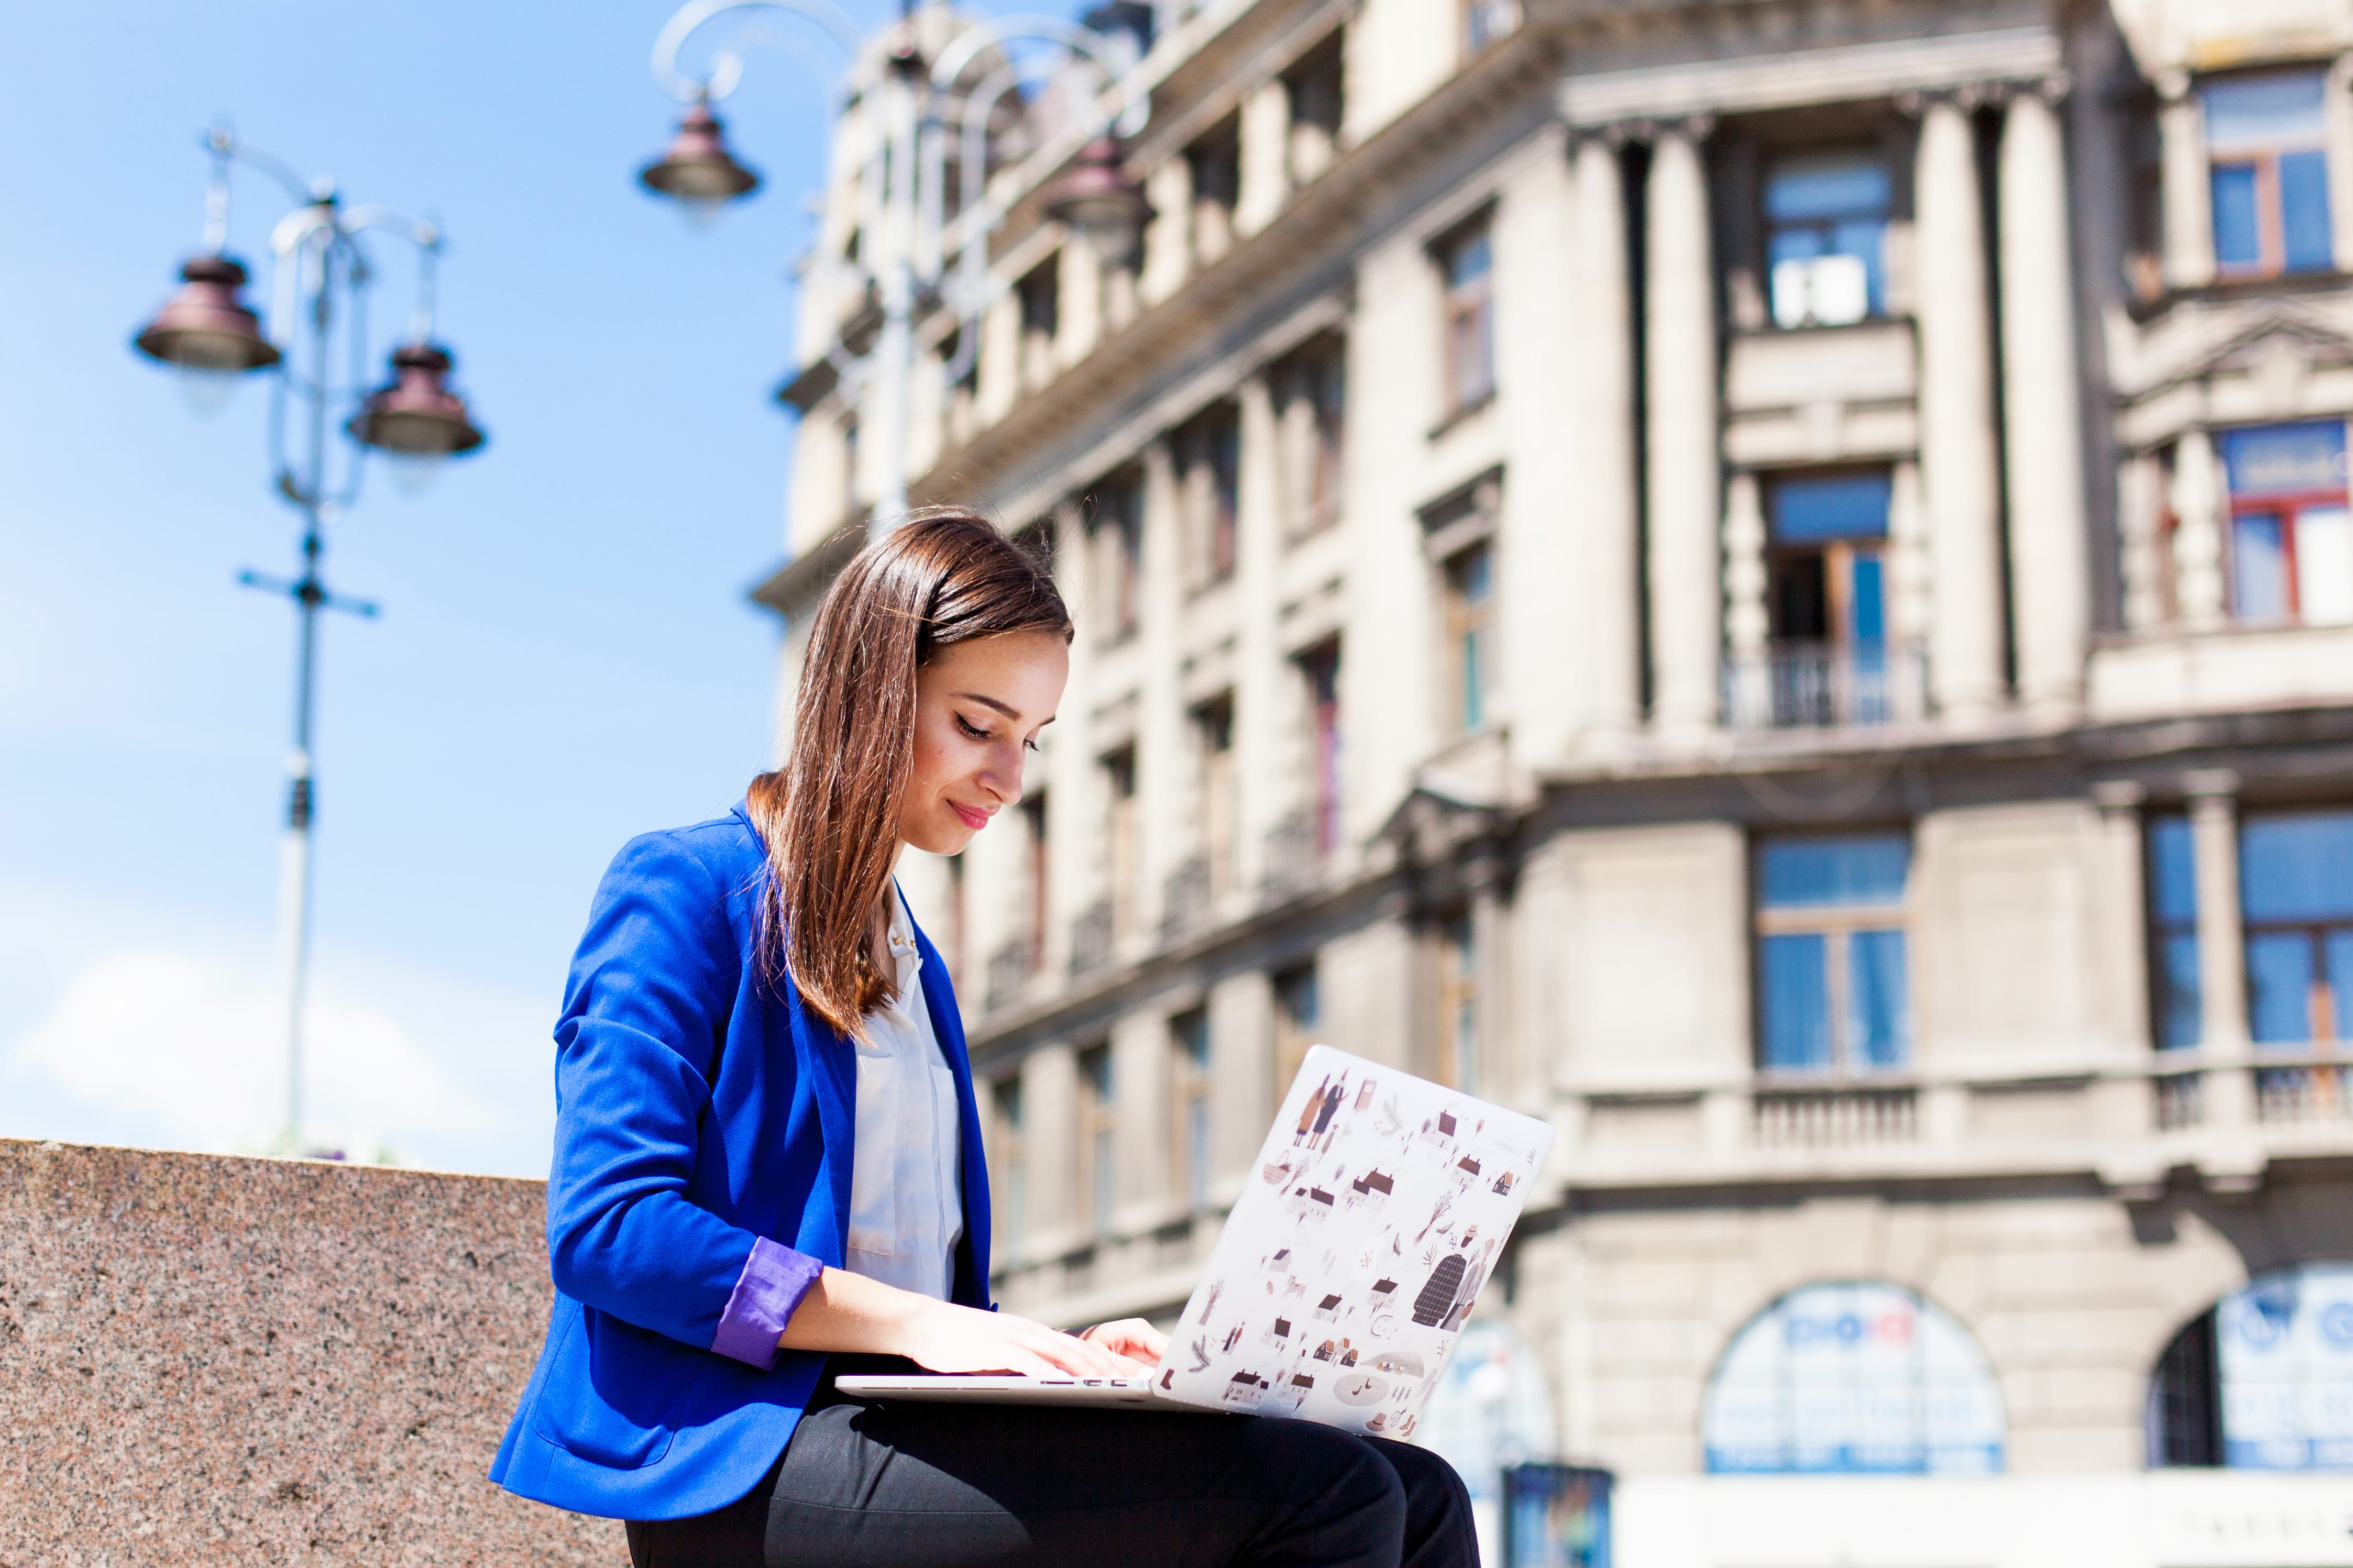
[1017,257,1059,390]
[1275,333,1346,537]
[2149,814,2202,1052]
[2222,423,2352,625]
[1171,1008,1213,1210]
[1103,746,1139,941]
[1274,963,1320,1103]
[1195,695,1238,899]
[2240,811,2353,1045]
[2202,70,2335,279]
[1077,1043,1116,1241]
[1436,913,1479,1093]
[944,851,967,993]
[1283,32,1345,185]
[1765,471,1895,727]
[1436,219,1494,414]
[1086,470,1145,644]
[1020,793,1050,973]
[1188,117,1240,266]
[1764,152,1889,327]
[989,1074,1026,1260]
[2149,1265,2353,1470]
[1703,1283,2005,1474]
[1176,402,1241,587]
[1461,0,1516,55]
[1442,543,1493,732]
[1754,834,1911,1074]
[1299,641,1343,854]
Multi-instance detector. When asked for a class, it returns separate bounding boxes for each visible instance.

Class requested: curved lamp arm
[340,207,444,342]
[652,0,863,102]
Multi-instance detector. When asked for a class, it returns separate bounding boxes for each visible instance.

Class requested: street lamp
[129,123,488,1156]
[637,0,1151,523]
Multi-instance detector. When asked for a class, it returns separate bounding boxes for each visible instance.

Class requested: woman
[493,510,1475,1568]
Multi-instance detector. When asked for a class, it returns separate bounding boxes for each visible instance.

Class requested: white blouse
[843,888,964,1301]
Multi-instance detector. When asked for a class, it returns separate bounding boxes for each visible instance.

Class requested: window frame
[1751,832,1915,1078]
[1758,148,1892,330]
[1170,1008,1213,1211]
[1101,744,1140,942]
[1434,216,1496,417]
[1434,911,1479,1093]
[2200,69,2335,281]
[988,1072,1027,1261]
[1076,1042,1117,1242]
[1273,962,1321,1106]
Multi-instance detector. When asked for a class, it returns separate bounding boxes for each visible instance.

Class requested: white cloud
[0,872,557,1176]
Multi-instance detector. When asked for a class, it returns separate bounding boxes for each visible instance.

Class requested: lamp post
[637,0,1152,526]
[130,124,488,1155]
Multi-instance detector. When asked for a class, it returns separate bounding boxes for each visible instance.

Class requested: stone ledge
[0,1138,612,1567]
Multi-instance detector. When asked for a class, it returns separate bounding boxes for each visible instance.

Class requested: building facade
[757,0,2353,1562]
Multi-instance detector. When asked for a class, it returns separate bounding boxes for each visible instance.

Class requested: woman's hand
[1079,1318,1169,1370]
[899,1300,1144,1378]
[777,1267,1142,1378]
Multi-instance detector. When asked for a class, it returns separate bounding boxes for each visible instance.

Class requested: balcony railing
[2257,1063,2353,1124]
[1752,1084,1919,1148]
[1261,808,1324,906]
[1161,855,1213,945]
[1724,641,1928,731]
[2154,1066,2205,1129]
[1069,899,1115,978]
[984,937,1035,1013]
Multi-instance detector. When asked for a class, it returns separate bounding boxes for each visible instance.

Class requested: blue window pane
[2222,423,2348,498]
[2151,816,2198,925]
[2212,163,2263,267]
[1761,835,1910,909]
[1850,929,1910,1069]
[1761,933,1831,1069]
[2233,512,2289,619]
[1462,628,1485,729]
[1765,159,1890,222]
[2282,150,2335,274]
[2241,813,2353,922]
[2329,932,2353,1042]
[2247,933,2314,1044]
[1850,554,1886,645]
[2159,932,2203,1052]
[1448,231,1491,288]
[2200,71,2327,148]
[1772,473,1893,543]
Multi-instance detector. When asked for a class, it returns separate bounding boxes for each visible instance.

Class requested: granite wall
[0,1138,619,1566]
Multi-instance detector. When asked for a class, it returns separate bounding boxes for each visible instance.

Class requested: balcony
[2256,1062,2353,1125]
[1069,899,1115,979]
[1752,1083,1919,1149]
[985,937,1035,1013]
[1161,855,1213,946]
[1724,641,1928,731]
[1260,808,1325,907]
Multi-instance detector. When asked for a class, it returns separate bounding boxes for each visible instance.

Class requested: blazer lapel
[787,978,857,1268]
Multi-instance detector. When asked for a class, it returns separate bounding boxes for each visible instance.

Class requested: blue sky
[0,0,1012,1174]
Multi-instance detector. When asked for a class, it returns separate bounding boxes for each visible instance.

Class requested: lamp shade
[1044,138,1152,260]
[347,342,486,457]
[639,102,761,205]
[133,253,281,372]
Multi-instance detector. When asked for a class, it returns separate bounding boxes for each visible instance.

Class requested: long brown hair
[747,507,1071,1039]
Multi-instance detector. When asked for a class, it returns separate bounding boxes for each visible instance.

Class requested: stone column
[1888,458,1932,719]
[1021,1041,1078,1258]
[2091,781,2153,1054]
[2157,72,2215,290]
[1236,78,1292,237]
[1913,93,2007,723]
[1644,119,1723,740]
[976,291,1021,426]
[1998,85,2090,718]
[1721,469,1767,726]
[2118,451,2169,630]
[1573,132,1642,745]
[1057,237,1103,369]
[2171,427,2228,629]
[1137,437,1187,948]
[2186,769,2253,1129]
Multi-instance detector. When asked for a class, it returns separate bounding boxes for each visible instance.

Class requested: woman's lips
[950,802,991,831]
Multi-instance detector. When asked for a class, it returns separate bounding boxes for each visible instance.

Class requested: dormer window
[1764,152,1889,328]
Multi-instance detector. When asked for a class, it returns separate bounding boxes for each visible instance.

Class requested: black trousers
[625,1384,1477,1568]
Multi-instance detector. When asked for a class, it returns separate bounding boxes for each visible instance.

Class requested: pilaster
[2186,769,2254,1133]
[2171,427,2227,630]
[1571,132,1642,747]
[1236,78,1292,237]
[2157,72,2215,291]
[1644,119,1724,741]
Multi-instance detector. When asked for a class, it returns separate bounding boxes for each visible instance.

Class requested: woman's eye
[1024,738,1041,754]
[956,715,993,741]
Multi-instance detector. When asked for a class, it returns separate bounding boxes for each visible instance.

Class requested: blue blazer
[490,805,993,1520]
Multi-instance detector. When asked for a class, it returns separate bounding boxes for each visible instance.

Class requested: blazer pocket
[531,1307,703,1471]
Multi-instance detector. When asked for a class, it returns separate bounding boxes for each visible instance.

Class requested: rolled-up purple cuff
[711,1238,825,1370]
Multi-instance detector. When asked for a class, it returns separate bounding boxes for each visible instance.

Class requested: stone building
[756,0,2353,1561]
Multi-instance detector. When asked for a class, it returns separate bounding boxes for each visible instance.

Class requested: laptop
[833,1044,1555,1439]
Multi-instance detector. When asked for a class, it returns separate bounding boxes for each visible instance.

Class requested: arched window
[2148,1263,2353,1471]
[1702,1282,2004,1474]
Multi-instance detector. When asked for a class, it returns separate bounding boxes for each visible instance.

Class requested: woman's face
[899,630,1070,856]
